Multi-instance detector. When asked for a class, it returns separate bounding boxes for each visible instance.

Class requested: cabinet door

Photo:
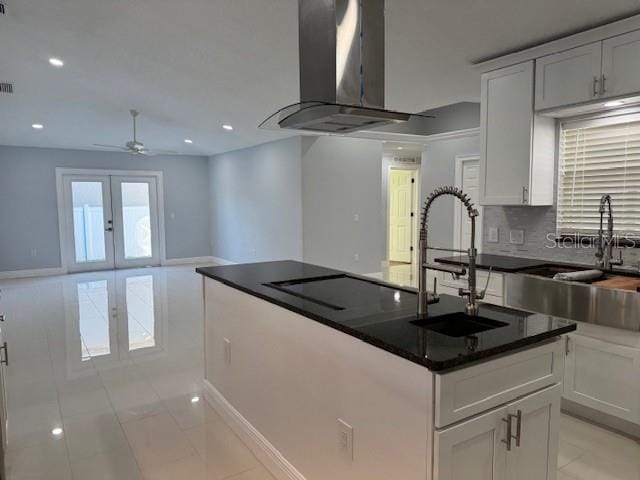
[505,384,562,480]
[434,406,507,480]
[535,42,603,110]
[602,30,640,99]
[564,333,640,423]
[480,62,534,206]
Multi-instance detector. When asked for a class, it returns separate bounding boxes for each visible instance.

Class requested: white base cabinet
[435,384,561,480]
[564,332,640,424]
[204,278,564,480]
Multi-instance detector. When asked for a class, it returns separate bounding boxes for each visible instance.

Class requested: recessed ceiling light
[51,427,63,436]
[605,100,625,108]
[222,124,233,131]
[49,58,64,67]
[191,396,200,404]
[184,139,193,144]
[32,123,44,130]
[397,147,403,150]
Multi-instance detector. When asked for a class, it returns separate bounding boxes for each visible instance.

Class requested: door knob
[105,227,113,232]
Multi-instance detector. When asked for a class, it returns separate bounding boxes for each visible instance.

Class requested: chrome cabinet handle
[593,76,600,97]
[1,342,8,366]
[502,415,513,451]
[522,186,529,204]
[601,74,607,95]
[513,410,522,447]
[565,336,571,356]
[0,315,4,322]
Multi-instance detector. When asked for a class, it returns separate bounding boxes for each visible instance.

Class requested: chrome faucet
[417,186,488,319]
[595,194,623,271]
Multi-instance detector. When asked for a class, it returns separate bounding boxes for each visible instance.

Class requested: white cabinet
[535,42,603,110]
[435,384,561,480]
[564,333,640,423]
[480,61,556,206]
[434,406,507,480]
[602,30,640,99]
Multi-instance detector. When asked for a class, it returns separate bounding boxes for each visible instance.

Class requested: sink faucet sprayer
[595,194,623,271]
[417,186,491,319]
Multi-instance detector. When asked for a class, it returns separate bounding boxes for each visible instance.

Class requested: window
[557,114,640,238]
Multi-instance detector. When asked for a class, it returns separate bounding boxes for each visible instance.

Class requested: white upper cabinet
[602,30,640,99]
[535,42,603,110]
[480,61,555,206]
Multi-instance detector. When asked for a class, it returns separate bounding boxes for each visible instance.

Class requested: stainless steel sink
[411,313,508,337]
[505,270,640,332]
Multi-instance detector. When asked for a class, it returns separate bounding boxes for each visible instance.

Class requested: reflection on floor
[0,266,274,480]
[1,265,638,479]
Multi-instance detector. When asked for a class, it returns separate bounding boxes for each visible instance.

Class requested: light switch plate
[337,419,354,461]
[509,229,525,245]
[223,338,231,364]
[488,227,499,243]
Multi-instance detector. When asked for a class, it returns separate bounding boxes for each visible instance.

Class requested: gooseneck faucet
[417,186,487,319]
[595,194,623,270]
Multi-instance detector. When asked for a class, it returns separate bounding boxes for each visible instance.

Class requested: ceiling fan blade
[147,149,179,155]
[93,144,129,151]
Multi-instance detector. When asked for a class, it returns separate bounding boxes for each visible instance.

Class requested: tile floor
[0,264,638,479]
[0,265,274,480]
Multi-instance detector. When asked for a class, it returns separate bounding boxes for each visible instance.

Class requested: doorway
[454,155,483,252]
[387,167,419,264]
[58,170,163,272]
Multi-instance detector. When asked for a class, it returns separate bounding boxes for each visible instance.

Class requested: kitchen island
[198,261,575,480]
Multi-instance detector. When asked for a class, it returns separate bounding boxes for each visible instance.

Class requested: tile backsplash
[481,205,640,268]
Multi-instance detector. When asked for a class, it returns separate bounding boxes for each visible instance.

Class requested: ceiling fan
[93,109,178,155]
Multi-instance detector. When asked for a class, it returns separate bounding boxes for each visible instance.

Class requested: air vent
[0,83,13,94]
[393,155,420,164]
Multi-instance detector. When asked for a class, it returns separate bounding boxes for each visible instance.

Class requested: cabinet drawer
[434,338,564,428]
[439,270,504,298]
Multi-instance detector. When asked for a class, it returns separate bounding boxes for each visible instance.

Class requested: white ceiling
[1,0,640,156]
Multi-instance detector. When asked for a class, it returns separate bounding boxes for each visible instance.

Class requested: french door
[62,174,161,272]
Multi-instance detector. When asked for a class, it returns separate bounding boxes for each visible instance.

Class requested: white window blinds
[558,116,640,237]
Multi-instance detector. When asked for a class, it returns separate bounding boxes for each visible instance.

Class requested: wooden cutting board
[593,276,640,291]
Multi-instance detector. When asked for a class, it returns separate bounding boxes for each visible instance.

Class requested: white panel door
[602,30,640,99]
[388,169,415,263]
[63,175,115,272]
[111,176,160,269]
[564,333,640,423]
[535,42,603,110]
[455,158,482,252]
[434,406,507,480]
[480,61,534,205]
[505,384,562,480]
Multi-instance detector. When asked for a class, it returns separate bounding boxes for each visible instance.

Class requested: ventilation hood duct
[260,0,425,134]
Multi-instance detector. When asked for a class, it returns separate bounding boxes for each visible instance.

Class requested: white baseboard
[210,256,237,266]
[0,267,67,280]
[161,256,217,266]
[203,380,306,480]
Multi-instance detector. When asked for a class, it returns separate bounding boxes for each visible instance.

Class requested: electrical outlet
[223,338,231,364]
[30,248,37,258]
[353,213,360,222]
[337,419,353,461]
[509,229,525,245]
[488,227,499,243]
[354,253,359,262]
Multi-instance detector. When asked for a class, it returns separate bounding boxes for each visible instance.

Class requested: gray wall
[302,136,384,274]
[208,137,303,264]
[0,146,211,272]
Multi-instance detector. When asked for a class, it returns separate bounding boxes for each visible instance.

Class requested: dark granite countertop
[435,253,640,278]
[435,254,549,273]
[196,261,576,372]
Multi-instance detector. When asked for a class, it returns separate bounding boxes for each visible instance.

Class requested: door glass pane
[126,275,156,351]
[121,183,152,259]
[77,280,111,359]
[72,182,106,263]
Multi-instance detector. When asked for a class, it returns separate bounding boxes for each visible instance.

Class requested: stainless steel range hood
[261,0,419,134]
